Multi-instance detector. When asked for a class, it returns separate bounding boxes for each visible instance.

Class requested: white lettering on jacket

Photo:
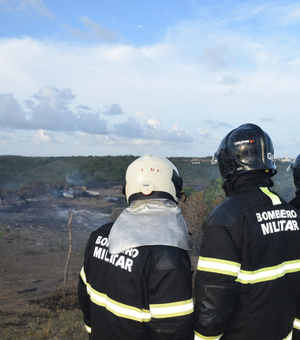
[256,209,299,235]
[93,236,139,272]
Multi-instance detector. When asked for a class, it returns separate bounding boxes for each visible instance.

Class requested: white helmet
[123,153,183,204]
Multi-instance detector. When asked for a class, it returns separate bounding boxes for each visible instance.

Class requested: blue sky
[1,0,300,158]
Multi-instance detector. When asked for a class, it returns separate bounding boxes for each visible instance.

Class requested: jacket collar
[222,172,274,197]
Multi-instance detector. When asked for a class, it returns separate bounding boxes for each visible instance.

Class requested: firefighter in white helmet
[78,153,194,340]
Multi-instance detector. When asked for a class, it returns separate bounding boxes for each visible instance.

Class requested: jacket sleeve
[194,222,240,339]
[147,246,194,340]
[293,294,300,340]
[78,266,92,336]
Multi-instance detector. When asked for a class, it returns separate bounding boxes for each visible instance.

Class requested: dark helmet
[212,123,277,180]
[286,154,300,195]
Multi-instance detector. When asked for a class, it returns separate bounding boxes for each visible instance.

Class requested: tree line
[0,156,295,252]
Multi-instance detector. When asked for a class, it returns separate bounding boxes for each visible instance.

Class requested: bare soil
[0,184,125,326]
[0,183,198,338]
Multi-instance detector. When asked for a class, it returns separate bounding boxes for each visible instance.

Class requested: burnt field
[0,183,198,339]
[0,183,125,339]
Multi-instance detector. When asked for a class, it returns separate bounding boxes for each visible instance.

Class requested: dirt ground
[0,184,126,313]
[0,183,198,337]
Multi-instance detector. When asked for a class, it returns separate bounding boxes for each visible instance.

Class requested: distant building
[191,158,201,164]
[279,157,293,163]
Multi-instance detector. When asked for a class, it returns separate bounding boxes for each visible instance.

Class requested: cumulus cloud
[0,87,194,150]
[33,130,59,144]
[113,116,194,144]
[113,117,143,138]
[0,0,54,19]
[103,103,124,116]
[0,86,108,134]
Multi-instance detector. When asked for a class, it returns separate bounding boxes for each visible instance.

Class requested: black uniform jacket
[78,222,194,340]
[194,175,300,340]
[290,195,300,210]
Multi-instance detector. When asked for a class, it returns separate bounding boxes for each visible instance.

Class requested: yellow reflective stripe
[86,283,151,322]
[85,324,91,333]
[260,187,281,205]
[294,318,300,330]
[197,256,241,277]
[237,260,300,284]
[80,266,87,285]
[150,299,194,319]
[194,330,223,340]
[283,330,293,340]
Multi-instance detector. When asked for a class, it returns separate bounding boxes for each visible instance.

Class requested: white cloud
[2,2,300,157]
[103,103,124,116]
[33,130,59,144]
[0,86,109,134]
[113,116,194,144]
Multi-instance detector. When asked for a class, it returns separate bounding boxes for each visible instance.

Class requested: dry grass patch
[0,287,87,340]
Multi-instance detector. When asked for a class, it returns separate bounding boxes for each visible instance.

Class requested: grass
[0,287,87,340]
[0,227,6,239]
[23,249,42,256]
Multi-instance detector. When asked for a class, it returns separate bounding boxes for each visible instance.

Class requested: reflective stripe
[198,257,300,284]
[150,299,194,318]
[85,324,91,333]
[194,330,223,340]
[260,187,281,205]
[294,318,300,330]
[283,330,293,340]
[80,266,87,284]
[81,267,192,322]
[87,284,151,322]
[197,256,241,277]
[237,260,300,284]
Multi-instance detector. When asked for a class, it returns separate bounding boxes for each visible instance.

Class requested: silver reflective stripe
[260,187,281,205]
[194,330,223,339]
[237,260,300,284]
[197,256,241,277]
[150,299,194,318]
[294,318,300,330]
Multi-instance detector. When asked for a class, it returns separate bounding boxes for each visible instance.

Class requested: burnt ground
[0,184,126,315]
[0,183,198,336]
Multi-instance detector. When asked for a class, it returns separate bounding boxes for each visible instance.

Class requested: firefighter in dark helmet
[78,153,194,340]
[194,123,300,340]
[287,154,300,339]
[287,154,300,210]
